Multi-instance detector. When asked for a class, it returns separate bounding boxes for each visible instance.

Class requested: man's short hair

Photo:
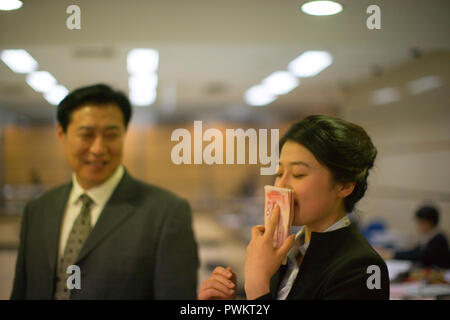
[415,205,439,226]
[57,84,132,132]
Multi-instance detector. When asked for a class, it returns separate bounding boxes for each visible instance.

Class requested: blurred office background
[0,0,449,299]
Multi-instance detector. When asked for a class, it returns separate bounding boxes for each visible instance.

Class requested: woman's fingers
[226,266,237,283]
[226,266,235,275]
[251,225,265,239]
[199,277,235,299]
[264,204,280,239]
[213,266,235,282]
[199,287,232,300]
[210,273,236,289]
[277,234,295,258]
[198,266,238,300]
[207,276,235,293]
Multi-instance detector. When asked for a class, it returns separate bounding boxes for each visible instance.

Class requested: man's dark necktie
[54,194,93,300]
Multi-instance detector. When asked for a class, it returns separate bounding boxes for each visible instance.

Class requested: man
[11,84,199,299]
[378,205,450,269]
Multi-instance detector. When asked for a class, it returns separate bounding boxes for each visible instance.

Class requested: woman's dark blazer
[258,224,390,300]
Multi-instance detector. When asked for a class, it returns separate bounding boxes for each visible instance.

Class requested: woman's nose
[275,173,291,189]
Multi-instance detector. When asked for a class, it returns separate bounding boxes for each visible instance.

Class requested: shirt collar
[69,165,125,208]
[289,214,351,258]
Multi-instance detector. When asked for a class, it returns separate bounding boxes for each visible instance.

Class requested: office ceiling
[0,0,449,123]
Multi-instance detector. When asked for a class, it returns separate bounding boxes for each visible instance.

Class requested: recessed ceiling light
[128,74,158,106]
[288,50,333,77]
[0,0,23,11]
[43,85,69,106]
[262,71,299,96]
[371,87,400,105]
[244,85,276,107]
[407,76,442,95]
[0,49,38,74]
[127,48,159,75]
[301,1,343,16]
[26,71,57,93]
[129,74,158,92]
[129,88,157,107]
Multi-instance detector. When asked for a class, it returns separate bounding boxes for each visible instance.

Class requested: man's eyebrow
[77,125,121,131]
[77,126,94,131]
[103,126,121,131]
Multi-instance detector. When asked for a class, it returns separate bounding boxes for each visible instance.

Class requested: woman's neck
[304,207,347,244]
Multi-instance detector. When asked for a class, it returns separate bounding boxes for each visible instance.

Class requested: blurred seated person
[377,205,450,269]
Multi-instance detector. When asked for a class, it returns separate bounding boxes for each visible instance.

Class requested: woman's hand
[198,266,237,300]
[244,204,295,300]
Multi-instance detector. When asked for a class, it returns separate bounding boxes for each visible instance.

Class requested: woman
[198,115,390,300]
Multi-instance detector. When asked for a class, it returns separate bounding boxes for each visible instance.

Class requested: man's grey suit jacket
[11,170,199,299]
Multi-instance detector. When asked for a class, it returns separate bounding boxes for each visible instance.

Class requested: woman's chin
[292,206,302,225]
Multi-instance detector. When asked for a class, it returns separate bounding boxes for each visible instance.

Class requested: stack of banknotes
[264,185,294,255]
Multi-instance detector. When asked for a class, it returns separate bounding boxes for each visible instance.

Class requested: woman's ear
[337,181,356,199]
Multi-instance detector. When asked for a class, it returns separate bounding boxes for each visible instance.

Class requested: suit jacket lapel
[76,172,136,263]
[268,264,287,299]
[45,183,72,276]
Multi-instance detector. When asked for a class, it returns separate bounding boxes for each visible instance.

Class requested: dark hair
[279,115,377,212]
[415,205,439,226]
[57,84,132,132]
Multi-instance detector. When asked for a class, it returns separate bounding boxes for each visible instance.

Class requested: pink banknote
[264,185,294,250]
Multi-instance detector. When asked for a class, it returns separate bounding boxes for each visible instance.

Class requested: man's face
[58,104,126,190]
[416,219,434,234]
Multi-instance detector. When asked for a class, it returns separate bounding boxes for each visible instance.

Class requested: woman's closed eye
[275,172,305,179]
